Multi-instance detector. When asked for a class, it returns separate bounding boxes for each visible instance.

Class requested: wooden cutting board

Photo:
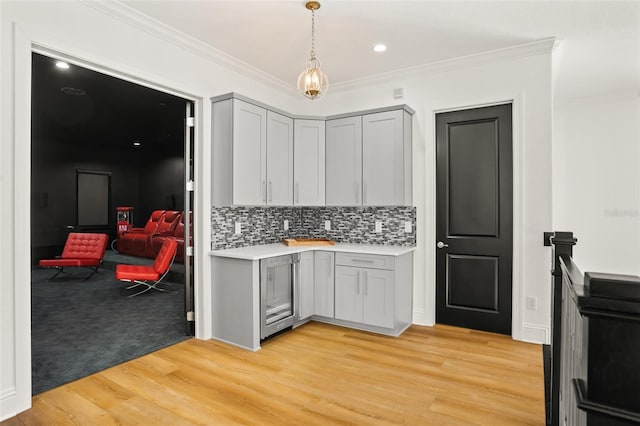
[282,238,335,246]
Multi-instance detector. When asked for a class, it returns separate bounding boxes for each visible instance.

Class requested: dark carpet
[31,252,188,395]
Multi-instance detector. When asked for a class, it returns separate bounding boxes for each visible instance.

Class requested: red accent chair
[115,239,178,297]
[116,210,166,257]
[39,233,109,280]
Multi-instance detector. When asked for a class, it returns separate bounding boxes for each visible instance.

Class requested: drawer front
[335,252,395,270]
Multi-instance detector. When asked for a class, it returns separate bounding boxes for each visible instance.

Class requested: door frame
[9,23,206,410]
[424,93,526,341]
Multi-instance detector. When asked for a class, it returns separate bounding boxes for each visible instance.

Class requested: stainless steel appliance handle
[364,271,368,296]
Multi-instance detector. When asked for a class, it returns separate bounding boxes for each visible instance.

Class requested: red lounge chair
[116,210,166,257]
[115,239,178,297]
[39,233,109,280]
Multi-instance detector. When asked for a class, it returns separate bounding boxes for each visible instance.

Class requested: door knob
[436,241,449,249]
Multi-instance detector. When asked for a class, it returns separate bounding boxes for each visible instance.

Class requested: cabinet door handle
[352,259,374,264]
[364,271,368,296]
[268,181,273,202]
[262,180,266,202]
[356,271,360,295]
[363,182,367,205]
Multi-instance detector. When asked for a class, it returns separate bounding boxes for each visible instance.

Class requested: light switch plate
[526,296,537,311]
[234,222,241,235]
[404,221,412,233]
[324,220,331,231]
[375,221,382,233]
[283,220,289,230]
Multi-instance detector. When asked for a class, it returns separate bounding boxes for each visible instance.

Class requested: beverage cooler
[260,254,300,339]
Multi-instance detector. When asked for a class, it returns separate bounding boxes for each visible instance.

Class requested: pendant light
[297,1,329,100]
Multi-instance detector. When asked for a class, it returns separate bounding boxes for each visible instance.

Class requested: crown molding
[79,2,557,97]
[330,37,559,93]
[81,0,297,95]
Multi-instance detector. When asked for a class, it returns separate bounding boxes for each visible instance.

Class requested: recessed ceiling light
[132,141,142,147]
[55,61,70,69]
[373,44,387,53]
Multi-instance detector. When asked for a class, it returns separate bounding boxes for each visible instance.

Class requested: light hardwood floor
[3,322,545,425]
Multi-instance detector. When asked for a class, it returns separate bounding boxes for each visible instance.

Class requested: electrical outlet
[234,222,242,235]
[324,220,331,231]
[526,296,537,311]
[375,221,382,233]
[283,220,289,230]
[404,221,412,233]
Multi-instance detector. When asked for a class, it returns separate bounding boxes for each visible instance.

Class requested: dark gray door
[435,104,513,335]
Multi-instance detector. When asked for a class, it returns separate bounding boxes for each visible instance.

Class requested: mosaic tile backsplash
[212,206,416,250]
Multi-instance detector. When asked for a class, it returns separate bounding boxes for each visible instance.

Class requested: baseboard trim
[0,387,18,422]
[521,323,549,344]
[210,336,260,352]
[412,308,433,326]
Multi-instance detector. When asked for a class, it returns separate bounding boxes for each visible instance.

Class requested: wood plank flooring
[3,322,545,425]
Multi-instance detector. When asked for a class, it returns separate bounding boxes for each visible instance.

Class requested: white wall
[554,93,640,276]
[308,48,554,346]
[0,2,557,421]
[0,1,301,420]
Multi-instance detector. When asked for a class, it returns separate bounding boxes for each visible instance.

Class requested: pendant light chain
[310,8,316,60]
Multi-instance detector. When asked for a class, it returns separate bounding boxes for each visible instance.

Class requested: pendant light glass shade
[298,1,328,100]
[297,57,329,100]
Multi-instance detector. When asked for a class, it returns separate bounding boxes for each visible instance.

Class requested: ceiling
[32,52,187,155]
[119,0,640,99]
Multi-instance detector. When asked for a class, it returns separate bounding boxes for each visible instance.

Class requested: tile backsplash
[212,206,416,250]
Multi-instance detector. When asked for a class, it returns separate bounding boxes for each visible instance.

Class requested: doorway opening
[30,52,195,394]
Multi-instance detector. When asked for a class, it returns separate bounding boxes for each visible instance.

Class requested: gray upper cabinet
[326,108,412,207]
[363,110,410,206]
[266,111,294,206]
[325,116,363,206]
[212,94,413,207]
[232,99,267,206]
[212,96,294,206]
[294,119,325,206]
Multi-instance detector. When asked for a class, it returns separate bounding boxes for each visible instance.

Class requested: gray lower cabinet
[331,252,413,336]
[297,251,314,322]
[210,249,413,352]
[211,256,261,351]
[314,251,335,318]
[335,265,394,329]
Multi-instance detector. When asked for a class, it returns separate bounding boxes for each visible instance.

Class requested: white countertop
[209,243,416,260]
